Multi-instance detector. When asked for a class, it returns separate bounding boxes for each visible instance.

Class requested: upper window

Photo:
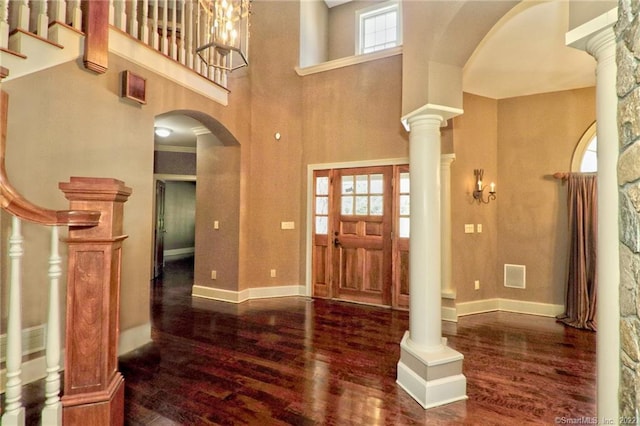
[356,1,402,55]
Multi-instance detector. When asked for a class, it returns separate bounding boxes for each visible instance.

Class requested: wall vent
[504,264,526,289]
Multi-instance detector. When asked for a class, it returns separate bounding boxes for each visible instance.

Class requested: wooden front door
[312,166,399,306]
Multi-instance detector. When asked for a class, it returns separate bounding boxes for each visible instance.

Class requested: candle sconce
[473,169,496,204]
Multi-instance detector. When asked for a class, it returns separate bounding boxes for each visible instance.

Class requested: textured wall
[616,1,640,415]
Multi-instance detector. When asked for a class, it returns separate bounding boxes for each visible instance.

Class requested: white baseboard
[164,247,195,260]
[442,306,458,323]
[456,298,564,318]
[118,322,152,356]
[192,284,306,303]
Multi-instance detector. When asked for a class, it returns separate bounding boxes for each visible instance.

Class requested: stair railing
[0,85,131,426]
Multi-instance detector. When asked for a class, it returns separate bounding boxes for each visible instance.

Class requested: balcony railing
[0,0,235,89]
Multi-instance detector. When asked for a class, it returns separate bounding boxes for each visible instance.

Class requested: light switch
[281,221,295,230]
[464,224,475,234]
[477,224,483,233]
[214,220,219,230]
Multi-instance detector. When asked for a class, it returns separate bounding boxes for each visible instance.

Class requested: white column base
[396,331,467,409]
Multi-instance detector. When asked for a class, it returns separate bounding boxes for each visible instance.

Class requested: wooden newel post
[58,177,132,425]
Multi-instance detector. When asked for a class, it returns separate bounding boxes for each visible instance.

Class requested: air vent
[504,264,526,289]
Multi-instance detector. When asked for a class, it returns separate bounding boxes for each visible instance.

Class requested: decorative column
[441,154,456,298]
[396,109,467,409]
[58,177,132,426]
[566,9,618,419]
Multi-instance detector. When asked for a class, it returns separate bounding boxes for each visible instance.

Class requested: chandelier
[196,0,251,72]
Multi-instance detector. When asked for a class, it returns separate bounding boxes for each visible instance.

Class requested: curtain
[557,174,597,331]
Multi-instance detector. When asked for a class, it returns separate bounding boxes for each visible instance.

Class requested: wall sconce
[473,169,496,204]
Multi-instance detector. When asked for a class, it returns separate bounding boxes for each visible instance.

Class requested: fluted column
[566,10,618,420]
[441,154,456,298]
[408,114,445,349]
[396,110,466,409]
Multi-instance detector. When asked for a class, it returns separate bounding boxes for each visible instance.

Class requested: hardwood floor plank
[15,257,595,425]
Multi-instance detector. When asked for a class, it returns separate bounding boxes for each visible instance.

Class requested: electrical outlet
[211,270,217,280]
[477,224,483,233]
[474,280,480,290]
[270,269,276,278]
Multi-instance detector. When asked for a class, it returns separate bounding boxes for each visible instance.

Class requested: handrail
[0,90,100,226]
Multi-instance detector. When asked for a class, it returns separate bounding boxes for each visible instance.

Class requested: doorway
[311,164,409,309]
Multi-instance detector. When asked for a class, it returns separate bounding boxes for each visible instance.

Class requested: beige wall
[452,88,595,305]
[195,143,241,291]
[452,93,499,302]
[240,1,303,290]
[496,88,595,305]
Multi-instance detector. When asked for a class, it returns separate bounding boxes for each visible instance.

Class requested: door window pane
[316,176,329,195]
[370,195,383,215]
[400,172,410,193]
[355,175,369,194]
[315,216,328,235]
[399,195,410,215]
[399,217,410,238]
[370,174,383,194]
[316,196,328,215]
[342,196,354,215]
[342,176,354,194]
[355,196,369,215]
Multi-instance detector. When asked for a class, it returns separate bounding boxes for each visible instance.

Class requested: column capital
[401,103,463,132]
[441,153,456,167]
[566,7,617,57]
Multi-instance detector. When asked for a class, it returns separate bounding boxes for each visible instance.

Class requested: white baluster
[50,0,67,24]
[170,0,177,59]
[0,0,10,49]
[114,0,126,31]
[162,0,168,55]
[178,0,185,63]
[41,226,62,426]
[185,0,193,68]
[35,0,48,38]
[1,216,25,426]
[152,0,159,49]
[129,0,139,39]
[68,0,81,30]
[140,0,149,44]
[16,0,30,31]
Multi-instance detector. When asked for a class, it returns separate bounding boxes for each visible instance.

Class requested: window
[571,122,597,173]
[356,1,402,55]
[580,136,597,172]
[340,174,384,216]
[398,171,410,238]
[315,176,330,235]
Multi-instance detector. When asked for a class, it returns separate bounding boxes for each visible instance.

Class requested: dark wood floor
[119,257,595,425]
[17,257,596,425]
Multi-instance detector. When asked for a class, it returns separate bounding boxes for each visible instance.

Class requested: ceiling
[462,0,596,99]
[156,0,600,148]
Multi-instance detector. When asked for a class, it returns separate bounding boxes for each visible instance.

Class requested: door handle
[333,237,341,247]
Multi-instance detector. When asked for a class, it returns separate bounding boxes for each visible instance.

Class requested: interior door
[153,180,166,278]
[331,166,393,306]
